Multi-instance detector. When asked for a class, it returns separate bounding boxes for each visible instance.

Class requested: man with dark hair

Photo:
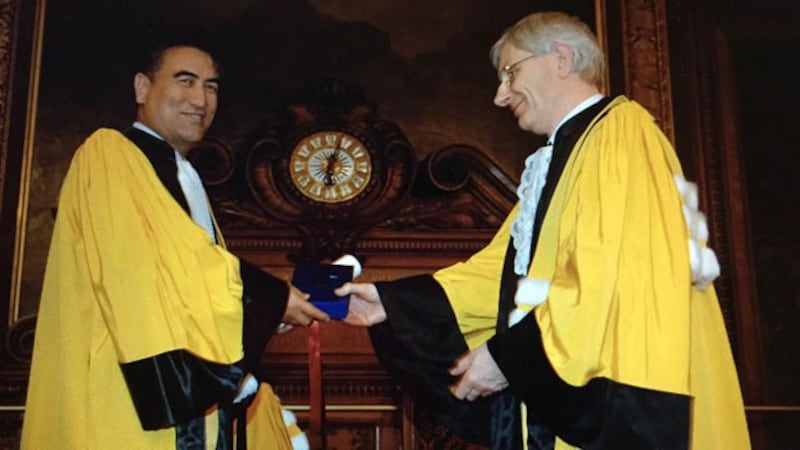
[338,11,750,449]
[21,36,325,449]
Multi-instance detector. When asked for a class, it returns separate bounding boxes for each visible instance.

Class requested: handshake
[279,254,385,332]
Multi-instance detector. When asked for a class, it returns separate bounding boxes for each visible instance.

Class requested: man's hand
[449,343,509,401]
[334,282,387,326]
[282,284,330,326]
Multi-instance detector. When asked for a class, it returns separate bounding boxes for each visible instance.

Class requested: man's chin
[516,117,535,133]
[181,129,209,143]
[516,117,547,136]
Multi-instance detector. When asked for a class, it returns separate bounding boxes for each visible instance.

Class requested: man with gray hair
[339,11,750,449]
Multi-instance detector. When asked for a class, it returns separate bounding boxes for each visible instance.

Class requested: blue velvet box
[292,262,353,319]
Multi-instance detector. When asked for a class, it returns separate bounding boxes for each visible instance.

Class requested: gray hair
[490,11,605,87]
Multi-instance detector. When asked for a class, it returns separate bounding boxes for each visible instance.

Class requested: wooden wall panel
[666,0,800,447]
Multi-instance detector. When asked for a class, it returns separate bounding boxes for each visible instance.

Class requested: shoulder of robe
[75,128,132,159]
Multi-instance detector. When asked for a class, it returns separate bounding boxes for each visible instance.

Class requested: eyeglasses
[500,54,538,84]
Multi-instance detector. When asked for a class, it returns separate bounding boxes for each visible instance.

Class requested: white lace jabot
[510,95,602,277]
[510,144,553,276]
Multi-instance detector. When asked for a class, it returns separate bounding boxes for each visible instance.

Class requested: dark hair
[133,26,223,80]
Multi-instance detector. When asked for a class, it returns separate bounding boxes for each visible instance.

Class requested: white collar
[132,121,165,142]
[547,94,604,145]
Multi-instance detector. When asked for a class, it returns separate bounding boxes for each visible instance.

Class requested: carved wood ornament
[191,79,517,265]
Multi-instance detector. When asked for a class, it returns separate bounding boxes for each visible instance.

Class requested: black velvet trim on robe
[372,275,492,446]
[490,315,690,448]
[125,127,191,212]
[120,349,243,430]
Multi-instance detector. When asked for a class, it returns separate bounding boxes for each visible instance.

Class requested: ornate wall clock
[288,130,373,204]
[199,79,517,263]
[241,79,417,259]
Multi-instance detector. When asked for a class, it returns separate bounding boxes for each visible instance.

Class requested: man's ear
[133,73,150,105]
[553,44,574,77]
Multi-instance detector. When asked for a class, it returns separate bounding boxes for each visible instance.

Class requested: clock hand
[323,149,338,186]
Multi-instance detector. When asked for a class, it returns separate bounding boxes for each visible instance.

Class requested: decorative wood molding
[6,315,34,363]
[618,0,675,142]
[665,0,767,409]
[708,24,768,410]
[196,81,517,266]
[0,0,35,411]
[699,31,741,359]
[0,0,17,216]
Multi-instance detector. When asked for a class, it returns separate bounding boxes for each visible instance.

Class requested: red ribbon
[308,321,324,439]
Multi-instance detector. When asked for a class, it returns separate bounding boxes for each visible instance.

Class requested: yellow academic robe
[21,129,292,449]
[435,97,750,449]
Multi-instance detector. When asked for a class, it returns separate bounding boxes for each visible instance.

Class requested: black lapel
[497,97,613,331]
[123,127,191,215]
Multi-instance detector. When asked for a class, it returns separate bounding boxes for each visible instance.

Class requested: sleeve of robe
[368,212,519,445]
[239,259,288,373]
[71,129,251,429]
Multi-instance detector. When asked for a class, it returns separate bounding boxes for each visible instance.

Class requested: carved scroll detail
[620,0,675,141]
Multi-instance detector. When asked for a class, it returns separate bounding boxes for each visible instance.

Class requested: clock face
[289,131,373,203]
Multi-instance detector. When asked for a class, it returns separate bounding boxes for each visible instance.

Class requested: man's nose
[493,82,511,107]
[188,85,208,107]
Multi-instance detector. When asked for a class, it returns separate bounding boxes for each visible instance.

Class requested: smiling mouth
[182,112,205,123]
